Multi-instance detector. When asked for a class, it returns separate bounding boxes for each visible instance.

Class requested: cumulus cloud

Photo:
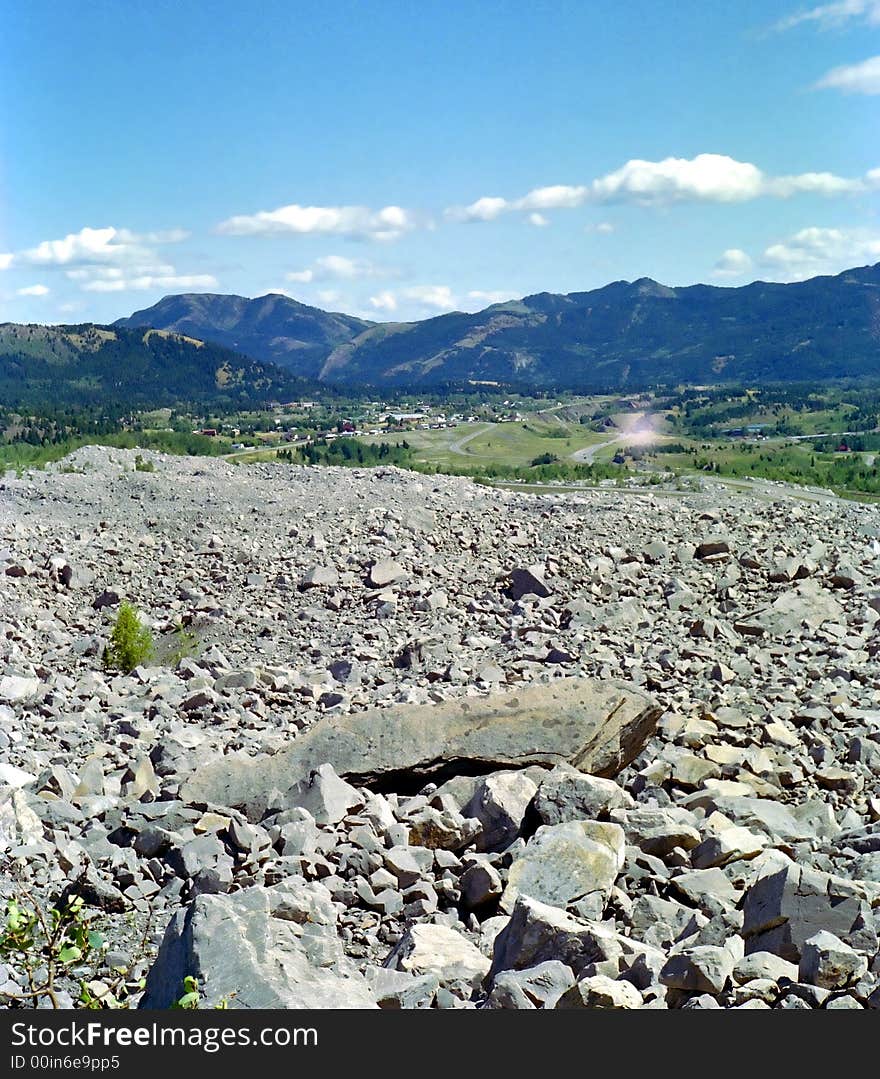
[761,225,880,279]
[286,255,392,284]
[16,283,50,296]
[592,154,765,204]
[216,203,417,242]
[712,249,754,278]
[368,285,459,315]
[0,254,13,271]
[590,222,616,234]
[447,196,510,223]
[519,184,589,211]
[16,225,187,268]
[446,154,873,223]
[815,54,880,94]
[368,290,398,312]
[74,270,218,293]
[774,0,880,31]
[528,213,550,227]
[80,274,216,295]
[447,185,588,223]
[403,285,457,310]
[2,225,213,296]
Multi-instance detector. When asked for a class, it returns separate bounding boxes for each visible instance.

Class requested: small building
[836,442,850,453]
[200,428,217,437]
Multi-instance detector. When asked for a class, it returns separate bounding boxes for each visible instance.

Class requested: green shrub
[134,454,154,472]
[103,602,154,673]
[0,884,154,1009]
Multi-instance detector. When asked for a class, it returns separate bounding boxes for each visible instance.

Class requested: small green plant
[0,884,154,1009]
[171,976,233,1009]
[0,892,103,1008]
[134,454,154,472]
[103,602,154,673]
[172,975,201,1009]
[169,623,198,665]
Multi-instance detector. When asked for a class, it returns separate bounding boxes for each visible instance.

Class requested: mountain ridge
[111,264,880,389]
[0,322,306,408]
[115,292,374,378]
[316,262,880,387]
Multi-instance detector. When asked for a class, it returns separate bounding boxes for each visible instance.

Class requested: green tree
[103,602,154,673]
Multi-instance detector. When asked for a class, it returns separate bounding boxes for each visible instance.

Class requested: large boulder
[529,764,633,826]
[501,820,625,913]
[182,677,662,820]
[739,580,844,637]
[464,771,538,852]
[384,923,489,990]
[139,880,377,1009]
[489,895,662,981]
[741,862,876,962]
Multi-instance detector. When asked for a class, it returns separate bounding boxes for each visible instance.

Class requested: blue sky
[1,0,878,325]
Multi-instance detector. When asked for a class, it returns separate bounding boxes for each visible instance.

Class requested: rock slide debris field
[1,445,879,1009]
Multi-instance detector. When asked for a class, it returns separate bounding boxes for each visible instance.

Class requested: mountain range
[112,263,880,390]
[3,263,879,410]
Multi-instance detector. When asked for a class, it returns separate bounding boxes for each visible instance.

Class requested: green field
[363,415,608,470]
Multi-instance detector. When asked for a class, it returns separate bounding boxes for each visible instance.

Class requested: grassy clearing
[362,416,607,470]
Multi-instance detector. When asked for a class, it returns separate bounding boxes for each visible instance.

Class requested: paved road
[773,428,880,443]
[447,424,494,456]
[568,436,622,464]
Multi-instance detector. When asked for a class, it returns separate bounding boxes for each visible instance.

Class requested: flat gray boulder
[740,580,844,637]
[139,879,377,1009]
[182,677,662,820]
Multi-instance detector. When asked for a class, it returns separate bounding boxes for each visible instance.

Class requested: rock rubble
[1,446,879,1010]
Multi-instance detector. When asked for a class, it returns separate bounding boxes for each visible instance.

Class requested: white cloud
[593,154,766,204]
[0,253,13,270]
[21,226,147,267]
[592,221,616,234]
[316,289,343,306]
[712,249,754,278]
[446,154,873,223]
[216,203,417,241]
[815,54,880,94]
[80,273,218,293]
[519,184,589,211]
[761,225,880,279]
[448,185,588,223]
[774,1,880,31]
[404,285,457,310]
[16,283,50,297]
[286,255,391,284]
[467,290,516,305]
[528,213,549,227]
[369,290,398,312]
[368,285,459,315]
[766,171,865,195]
[17,225,187,268]
[447,196,510,223]
[1,225,213,296]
